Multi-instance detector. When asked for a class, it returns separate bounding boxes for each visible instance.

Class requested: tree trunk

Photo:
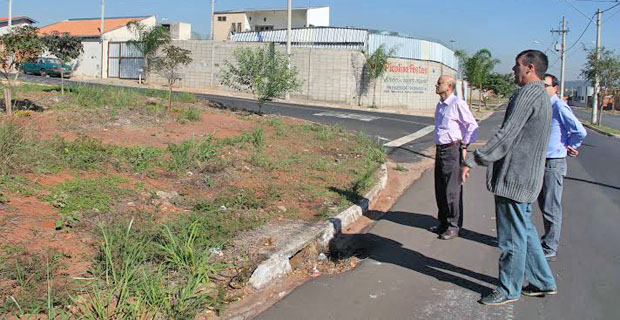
[468,86,473,106]
[60,70,65,95]
[372,80,377,107]
[478,88,482,111]
[168,84,173,112]
[4,87,12,115]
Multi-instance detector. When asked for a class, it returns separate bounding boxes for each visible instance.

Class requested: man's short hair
[544,73,559,87]
[516,50,548,79]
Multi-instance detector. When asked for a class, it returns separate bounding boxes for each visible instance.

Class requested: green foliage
[42,176,130,229]
[168,135,218,172]
[220,43,302,113]
[0,26,44,114]
[581,46,620,93]
[364,44,397,107]
[177,107,202,123]
[487,72,517,98]
[40,31,84,94]
[251,128,265,149]
[0,118,25,175]
[126,21,171,78]
[152,45,193,111]
[460,49,500,105]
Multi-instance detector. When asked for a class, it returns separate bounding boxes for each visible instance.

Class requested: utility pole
[100,0,105,78]
[210,0,215,40]
[592,8,602,124]
[8,0,12,30]
[551,17,569,99]
[286,0,292,100]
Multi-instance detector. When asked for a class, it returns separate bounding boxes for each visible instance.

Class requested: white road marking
[313,112,380,122]
[382,125,435,147]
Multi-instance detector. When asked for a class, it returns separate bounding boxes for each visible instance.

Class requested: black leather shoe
[522,284,557,297]
[428,225,446,234]
[478,290,518,306]
[439,229,459,240]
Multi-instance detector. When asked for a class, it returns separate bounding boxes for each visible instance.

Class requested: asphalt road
[572,106,620,131]
[19,74,435,163]
[257,110,620,320]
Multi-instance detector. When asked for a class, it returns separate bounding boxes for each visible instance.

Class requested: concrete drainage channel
[248,163,388,290]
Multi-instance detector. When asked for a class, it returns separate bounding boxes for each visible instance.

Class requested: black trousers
[434,143,464,231]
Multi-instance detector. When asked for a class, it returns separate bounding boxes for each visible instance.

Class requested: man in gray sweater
[461,50,557,305]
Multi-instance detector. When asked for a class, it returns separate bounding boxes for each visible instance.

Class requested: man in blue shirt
[540,74,587,261]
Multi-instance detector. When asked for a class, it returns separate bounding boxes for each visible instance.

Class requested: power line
[565,14,596,53]
[563,0,594,21]
[603,6,620,21]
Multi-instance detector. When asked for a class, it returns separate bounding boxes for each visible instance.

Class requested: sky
[3,0,620,80]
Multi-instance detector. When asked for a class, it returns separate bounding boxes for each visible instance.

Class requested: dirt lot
[0,83,385,318]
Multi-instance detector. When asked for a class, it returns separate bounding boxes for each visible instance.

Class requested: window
[256,25,273,31]
[236,22,242,32]
[218,16,226,22]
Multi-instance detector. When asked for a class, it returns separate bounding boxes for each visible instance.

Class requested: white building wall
[246,10,307,30]
[306,7,330,27]
[73,40,102,77]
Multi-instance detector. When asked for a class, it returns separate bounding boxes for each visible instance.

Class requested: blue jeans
[495,196,556,299]
[537,158,567,256]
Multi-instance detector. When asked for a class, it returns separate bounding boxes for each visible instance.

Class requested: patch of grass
[249,152,277,171]
[211,186,265,210]
[394,164,408,172]
[217,132,252,146]
[0,248,70,317]
[168,135,218,172]
[114,145,165,173]
[584,121,620,136]
[177,107,202,123]
[251,128,265,149]
[42,176,130,229]
[0,119,26,175]
[310,156,331,171]
[0,175,39,196]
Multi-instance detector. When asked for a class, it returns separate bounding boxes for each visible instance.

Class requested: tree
[152,45,193,111]
[41,31,83,94]
[127,21,171,83]
[220,43,302,114]
[364,44,396,107]
[486,72,517,99]
[0,26,44,115]
[581,46,620,125]
[461,49,499,109]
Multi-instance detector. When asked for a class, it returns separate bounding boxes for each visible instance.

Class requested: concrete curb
[583,123,620,138]
[248,163,389,290]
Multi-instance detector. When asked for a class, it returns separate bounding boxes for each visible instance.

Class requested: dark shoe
[478,290,518,306]
[439,229,459,240]
[522,284,557,297]
[428,225,446,234]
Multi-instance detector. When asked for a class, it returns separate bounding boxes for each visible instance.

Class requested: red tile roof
[39,16,150,37]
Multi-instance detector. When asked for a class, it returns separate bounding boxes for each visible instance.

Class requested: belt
[436,140,461,148]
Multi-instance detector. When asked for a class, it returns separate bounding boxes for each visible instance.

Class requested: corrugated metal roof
[230,27,457,69]
[215,6,328,14]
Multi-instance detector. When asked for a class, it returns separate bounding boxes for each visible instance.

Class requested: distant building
[213,6,330,40]
[0,16,37,35]
[39,16,156,79]
[564,80,593,107]
[162,22,192,40]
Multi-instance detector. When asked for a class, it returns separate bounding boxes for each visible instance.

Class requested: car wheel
[40,68,47,77]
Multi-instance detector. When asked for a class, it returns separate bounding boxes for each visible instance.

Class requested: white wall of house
[0,21,34,35]
[246,10,307,30]
[306,7,330,27]
[72,39,102,77]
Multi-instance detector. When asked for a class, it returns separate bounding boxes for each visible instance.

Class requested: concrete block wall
[151,40,455,110]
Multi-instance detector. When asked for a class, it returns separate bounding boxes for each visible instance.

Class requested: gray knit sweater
[464,80,552,203]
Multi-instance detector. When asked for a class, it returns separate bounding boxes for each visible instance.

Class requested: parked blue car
[22,57,72,77]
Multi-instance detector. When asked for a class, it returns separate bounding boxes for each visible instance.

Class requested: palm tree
[364,45,396,107]
[462,49,499,109]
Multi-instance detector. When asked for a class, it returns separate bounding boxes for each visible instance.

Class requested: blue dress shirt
[546,95,587,158]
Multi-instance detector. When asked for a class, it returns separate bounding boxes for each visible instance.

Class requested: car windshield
[45,58,62,64]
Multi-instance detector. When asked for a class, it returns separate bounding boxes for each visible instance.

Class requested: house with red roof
[39,15,156,78]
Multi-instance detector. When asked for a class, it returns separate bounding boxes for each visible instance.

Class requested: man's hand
[567,146,579,157]
[461,166,470,185]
